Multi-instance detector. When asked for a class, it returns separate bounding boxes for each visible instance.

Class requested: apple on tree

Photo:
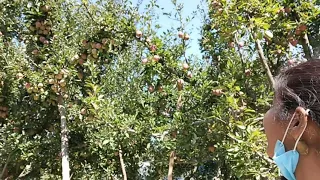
[153,55,160,62]
[136,30,142,38]
[187,71,192,78]
[212,89,223,96]
[142,58,148,65]
[148,85,155,93]
[177,79,184,91]
[184,34,190,40]
[182,62,189,70]
[150,45,157,52]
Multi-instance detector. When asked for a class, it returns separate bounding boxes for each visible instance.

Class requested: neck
[296,146,320,180]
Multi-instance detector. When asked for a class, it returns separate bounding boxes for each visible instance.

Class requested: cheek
[263,118,282,157]
[265,130,276,158]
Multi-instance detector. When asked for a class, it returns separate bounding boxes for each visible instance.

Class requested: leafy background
[0,0,319,179]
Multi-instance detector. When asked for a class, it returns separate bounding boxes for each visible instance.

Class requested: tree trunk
[300,33,313,60]
[118,145,127,180]
[167,151,175,180]
[58,95,70,180]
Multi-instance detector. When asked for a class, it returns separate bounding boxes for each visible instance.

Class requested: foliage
[0,0,319,179]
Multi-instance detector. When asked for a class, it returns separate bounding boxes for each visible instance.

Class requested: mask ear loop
[281,111,296,143]
[293,109,310,150]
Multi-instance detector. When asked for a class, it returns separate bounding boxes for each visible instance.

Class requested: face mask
[272,110,308,180]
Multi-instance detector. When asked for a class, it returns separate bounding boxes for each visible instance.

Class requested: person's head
[263,60,320,180]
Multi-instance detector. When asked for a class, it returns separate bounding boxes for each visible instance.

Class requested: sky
[130,0,207,58]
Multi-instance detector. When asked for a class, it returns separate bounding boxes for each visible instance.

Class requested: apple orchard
[0,0,319,179]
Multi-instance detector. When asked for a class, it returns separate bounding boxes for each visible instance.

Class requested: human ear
[289,106,309,140]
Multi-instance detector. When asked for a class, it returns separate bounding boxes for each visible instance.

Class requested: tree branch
[254,39,275,87]
[0,152,12,179]
[118,145,127,180]
[300,33,313,60]
[167,151,176,180]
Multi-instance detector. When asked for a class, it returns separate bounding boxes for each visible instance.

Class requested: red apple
[228,42,235,48]
[212,89,223,96]
[55,73,63,80]
[39,36,46,42]
[48,79,55,84]
[158,86,163,92]
[25,83,31,89]
[78,59,84,65]
[148,85,154,93]
[285,7,291,13]
[35,21,42,29]
[38,83,44,88]
[299,24,307,31]
[81,53,87,60]
[95,43,102,49]
[187,71,192,78]
[238,41,244,47]
[142,58,148,65]
[182,62,189,70]
[153,55,160,62]
[212,1,220,8]
[184,34,190,40]
[82,40,88,46]
[278,7,285,14]
[208,146,215,152]
[178,31,184,38]
[16,73,24,79]
[80,108,86,115]
[40,25,46,31]
[43,30,49,35]
[288,59,295,65]
[245,69,251,76]
[150,45,156,52]
[59,79,66,87]
[136,30,142,38]
[32,49,39,55]
[40,5,50,12]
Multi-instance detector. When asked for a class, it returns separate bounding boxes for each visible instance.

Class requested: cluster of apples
[77,38,114,66]
[23,69,69,103]
[24,81,46,101]
[29,20,52,40]
[212,89,223,96]
[0,106,8,119]
[211,0,223,14]
[136,30,162,64]
[28,5,52,55]
[277,6,292,15]
[48,69,69,95]
[178,31,190,41]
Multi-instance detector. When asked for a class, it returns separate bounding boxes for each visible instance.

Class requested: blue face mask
[272,110,308,180]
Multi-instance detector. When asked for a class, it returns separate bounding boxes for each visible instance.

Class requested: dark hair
[274,59,320,123]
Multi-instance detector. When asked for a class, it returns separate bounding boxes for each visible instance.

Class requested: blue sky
[130,0,207,58]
